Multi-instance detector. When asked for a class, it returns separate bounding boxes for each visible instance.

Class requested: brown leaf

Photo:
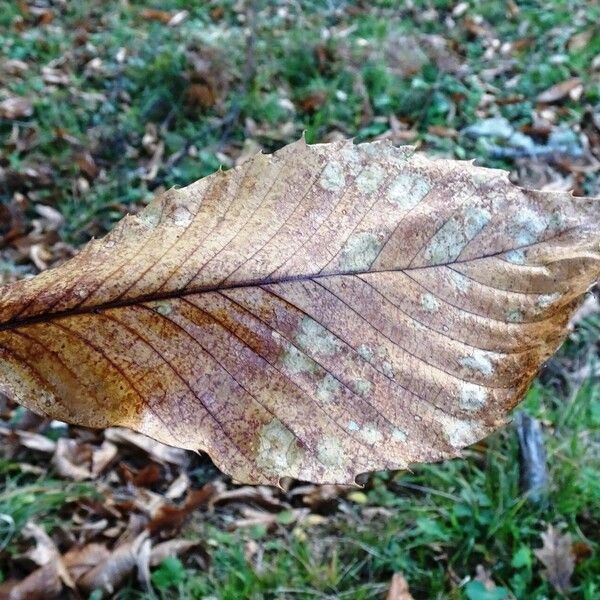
[165,472,190,499]
[186,83,217,109]
[63,543,111,582]
[148,484,217,534]
[22,522,61,568]
[536,78,583,104]
[123,462,163,487]
[534,525,576,594]
[0,97,33,119]
[78,531,149,594]
[208,485,289,511]
[568,29,594,52]
[386,572,414,600]
[297,90,328,112]
[149,539,207,567]
[139,9,172,24]
[14,430,56,453]
[104,427,189,466]
[571,541,592,563]
[4,522,76,599]
[0,140,599,486]
[51,438,117,480]
[1,563,62,600]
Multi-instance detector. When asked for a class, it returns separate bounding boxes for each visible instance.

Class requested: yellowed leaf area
[1,139,599,485]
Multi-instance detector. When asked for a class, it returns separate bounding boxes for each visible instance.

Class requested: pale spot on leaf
[421,292,440,312]
[360,423,383,444]
[356,165,385,194]
[256,419,302,473]
[509,208,547,245]
[317,436,345,468]
[423,206,491,264]
[295,317,339,357]
[506,308,523,323]
[319,161,345,191]
[387,173,431,210]
[438,415,482,448]
[392,428,408,443]
[316,374,340,403]
[448,269,470,292]
[281,345,318,375]
[460,350,494,376]
[459,383,488,411]
[172,206,193,227]
[339,232,382,271]
[155,301,173,316]
[536,292,561,310]
[505,248,526,264]
[352,378,372,396]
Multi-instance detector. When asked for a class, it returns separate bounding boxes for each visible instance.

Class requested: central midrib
[0,229,568,333]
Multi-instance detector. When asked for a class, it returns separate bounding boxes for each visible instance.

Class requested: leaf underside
[0,139,599,485]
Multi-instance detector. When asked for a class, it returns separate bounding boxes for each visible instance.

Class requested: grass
[2,1,599,243]
[0,0,599,598]
[124,366,598,600]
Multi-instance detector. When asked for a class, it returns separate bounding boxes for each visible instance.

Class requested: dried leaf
[0,139,599,486]
[1,563,62,600]
[78,531,149,594]
[568,29,594,52]
[22,522,61,567]
[5,522,76,599]
[15,430,56,453]
[386,572,414,600]
[104,428,189,466]
[52,438,94,481]
[0,97,33,119]
[165,472,190,499]
[536,78,583,104]
[209,485,289,511]
[63,543,111,582]
[534,525,575,594]
[149,539,206,567]
[148,484,216,534]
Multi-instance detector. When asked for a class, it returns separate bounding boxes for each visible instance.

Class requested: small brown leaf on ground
[297,90,327,112]
[534,525,575,594]
[571,541,592,563]
[0,97,33,119]
[104,428,189,467]
[150,539,207,567]
[52,438,94,480]
[123,462,163,487]
[428,125,458,139]
[568,29,594,52]
[386,572,415,600]
[186,83,217,109]
[3,522,76,599]
[167,10,188,27]
[209,485,289,511]
[41,66,69,86]
[78,531,149,595]
[139,9,173,24]
[0,563,63,600]
[14,430,56,453]
[148,483,217,534]
[165,472,191,499]
[63,543,111,583]
[537,78,583,103]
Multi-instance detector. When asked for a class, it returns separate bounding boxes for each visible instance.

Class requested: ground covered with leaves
[0,1,599,598]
